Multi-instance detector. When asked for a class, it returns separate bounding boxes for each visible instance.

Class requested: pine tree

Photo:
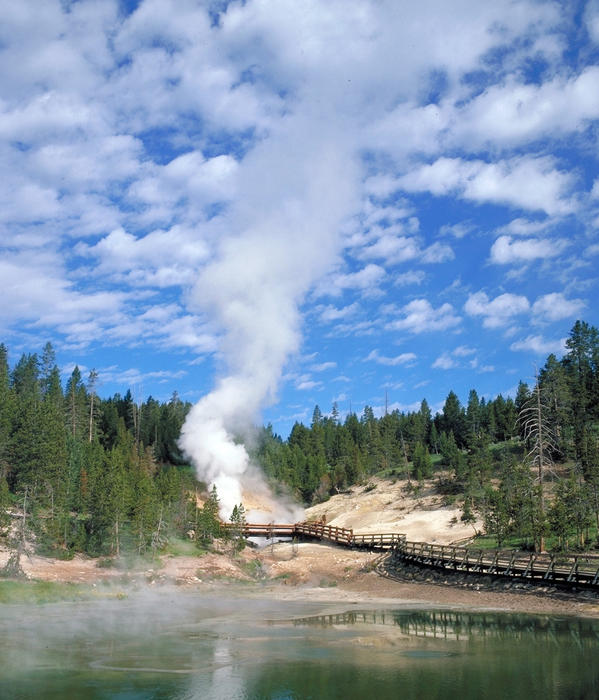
[229,503,247,552]
[131,464,160,554]
[563,321,599,465]
[87,369,100,443]
[39,364,68,522]
[9,354,43,491]
[412,442,432,481]
[0,344,14,482]
[65,367,87,441]
[0,475,10,538]
[439,391,467,447]
[466,389,481,445]
[197,486,221,546]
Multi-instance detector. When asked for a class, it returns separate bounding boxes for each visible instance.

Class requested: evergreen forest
[1,320,599,563]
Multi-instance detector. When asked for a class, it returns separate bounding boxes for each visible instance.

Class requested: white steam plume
[179,118,357,521]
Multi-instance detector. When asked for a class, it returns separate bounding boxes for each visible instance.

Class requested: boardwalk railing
[391,540,599,589]
[223,521,404,550]
[223,520,599,589]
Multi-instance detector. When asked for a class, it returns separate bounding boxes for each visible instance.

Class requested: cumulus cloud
[439,222,474,239]
[464,291,530,328]
[386,299,461,333]
[317,302,360,323]
[398,156,575,215]
[394,270,426,286]
[496,218,553,237]
[489,235,567,264]
[585,0,599,43]
[80,226,210,280]
[357,232,453,266]
[531,293,585,323]
[510,334,567,355]
[432,352,456,370]
[451,66,599,148]
[433,344,479,370]
[453,345,476,357]
[319,264,386,298]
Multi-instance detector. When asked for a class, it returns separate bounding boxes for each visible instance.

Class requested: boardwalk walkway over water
[227,521,599,591]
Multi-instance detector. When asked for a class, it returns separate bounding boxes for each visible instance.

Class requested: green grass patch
[162,536,199,557]
[318,578,338,588]
[239,559,266,579]
[0,580,92,604]
[273,571,292,580]
[469,534,529,551]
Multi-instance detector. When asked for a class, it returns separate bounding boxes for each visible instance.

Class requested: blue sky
[2,0,599,440]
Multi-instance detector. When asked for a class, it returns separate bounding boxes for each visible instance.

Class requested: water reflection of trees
[286,610,599,646]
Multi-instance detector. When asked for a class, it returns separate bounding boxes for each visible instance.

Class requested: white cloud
[365,349,417,366]
[129,151,238,211]
[386,299,461,334]
[464,291,530,328]
[99,366,187,387]
[432,352,456,370]
[320,264,386,298]
[358,234,421,264]
[421,241,455,263]
[326,320,377,337]
[510,335,567,355]
[585,0,599,43]
[439,222,474,239]
[489,235,568,264]
[310,361,337,372]
[357,232,453,266]
[296,378,323,391]
[433,344,479,369]
[0,252,124,328]
[394,270,426,286]
[531,293,585,323]
[398,156,575,216]
[317,302,360,322]
[453,345,476,357]
[451,66,599,148]
[496,218,553,237]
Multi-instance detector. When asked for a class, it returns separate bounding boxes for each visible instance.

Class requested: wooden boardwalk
[227,521,599,591]
[226,521,403,550]
[391,540,599,590]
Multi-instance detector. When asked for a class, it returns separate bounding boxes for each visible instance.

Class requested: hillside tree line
[1,320,598,558]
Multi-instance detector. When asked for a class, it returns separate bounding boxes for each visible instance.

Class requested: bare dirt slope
[305,476,481,544]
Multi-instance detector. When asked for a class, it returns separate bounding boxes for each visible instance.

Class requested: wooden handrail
[223,520,599,589]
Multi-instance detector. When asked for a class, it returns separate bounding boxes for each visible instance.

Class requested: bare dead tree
[517,370,559,551]
[1,486,28,578]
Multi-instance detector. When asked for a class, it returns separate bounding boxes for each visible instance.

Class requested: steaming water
[1,592,598,699]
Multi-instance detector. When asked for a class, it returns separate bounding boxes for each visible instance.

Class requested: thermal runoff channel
[179,118,358,522]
